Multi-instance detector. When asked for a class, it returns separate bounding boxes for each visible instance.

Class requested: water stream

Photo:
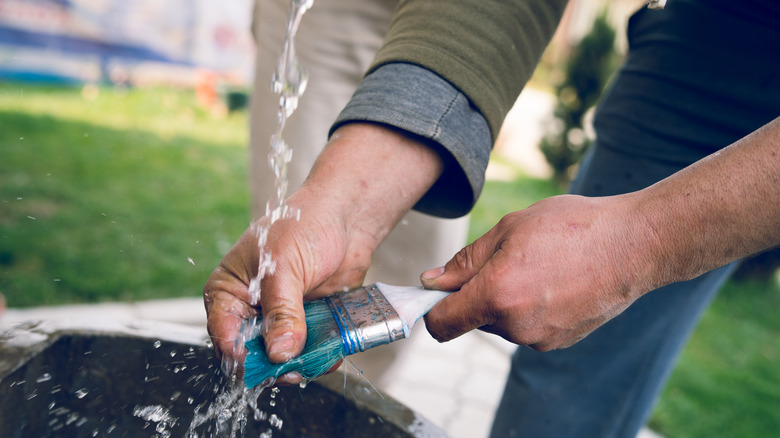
[246,0,312,307]
[188,0,313,436]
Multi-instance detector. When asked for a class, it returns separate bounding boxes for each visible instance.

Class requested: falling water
[246,0,312,307]
[188,1,314,436]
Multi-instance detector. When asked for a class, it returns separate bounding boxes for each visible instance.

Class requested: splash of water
[246,0,313,308]
[191,1,313,436]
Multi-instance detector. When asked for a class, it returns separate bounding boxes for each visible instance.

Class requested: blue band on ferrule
[323,285,405,356]
[325,296,357,355]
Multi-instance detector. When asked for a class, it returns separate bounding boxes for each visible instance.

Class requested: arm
[205,0,568,373]
[422,117,780,350]
[636,117,780,284]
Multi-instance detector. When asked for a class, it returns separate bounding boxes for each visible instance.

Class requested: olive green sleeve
[369,0,568,142]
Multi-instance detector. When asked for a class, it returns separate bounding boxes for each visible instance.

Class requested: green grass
[1,83,778,437]
[0,83,249,306]
[649,278,780,437]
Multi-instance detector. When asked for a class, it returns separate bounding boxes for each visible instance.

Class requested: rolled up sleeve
[331,63,491,218]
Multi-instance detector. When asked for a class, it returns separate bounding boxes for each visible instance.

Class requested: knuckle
[451,245,475,270]
[262,306,302,334]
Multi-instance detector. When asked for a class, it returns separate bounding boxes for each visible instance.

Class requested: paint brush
[243,282,449,389]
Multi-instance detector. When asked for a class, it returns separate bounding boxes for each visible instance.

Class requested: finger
[204,289,256,369]
[424,270,497,342]
[273,358,343,386]
[420,230,499,291]
[259,252,309,364]
[203,242,257,362]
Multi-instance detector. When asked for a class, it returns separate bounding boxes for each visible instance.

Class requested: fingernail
[421,266,445,280]
[279,372,303,384]
[268,332,295,360]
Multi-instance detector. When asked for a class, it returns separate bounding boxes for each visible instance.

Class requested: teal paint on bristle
[243,299,346,389]
[243,283,449,389]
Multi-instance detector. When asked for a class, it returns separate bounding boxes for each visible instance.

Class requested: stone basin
[0,319,446,438]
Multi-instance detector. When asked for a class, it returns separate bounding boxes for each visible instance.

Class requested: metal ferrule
[324,285,406,355]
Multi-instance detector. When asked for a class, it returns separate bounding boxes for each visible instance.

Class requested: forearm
[293,123,444,254]
[634,116,780,286]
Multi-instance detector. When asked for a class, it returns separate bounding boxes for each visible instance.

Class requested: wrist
[294,122,444,252]
[624,186,697,292]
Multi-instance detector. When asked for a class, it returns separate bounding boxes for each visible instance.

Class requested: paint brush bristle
[244,299,346,389]
[243,283,449,389]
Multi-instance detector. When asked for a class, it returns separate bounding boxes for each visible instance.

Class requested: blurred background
[0,1,777,437]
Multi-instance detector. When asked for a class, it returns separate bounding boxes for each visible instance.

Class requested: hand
[204,123,444,378]
[421,194,657,351]
[422,117,780,350]
[203,194,370,379]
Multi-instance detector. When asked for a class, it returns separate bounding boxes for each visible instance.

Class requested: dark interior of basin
[0,333,426,438]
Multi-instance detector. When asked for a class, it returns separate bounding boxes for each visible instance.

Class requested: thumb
[424,267,495,342]
[420,232,498,291]
[260,266,308,364]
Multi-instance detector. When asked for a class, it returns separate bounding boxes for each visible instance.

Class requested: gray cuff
[330,63,492,218]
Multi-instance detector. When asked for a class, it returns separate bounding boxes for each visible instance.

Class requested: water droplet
[187,397,195,405]
[187,257,195,265]
[153,340,162,348]
[269,400,276,407]
[298,379,308,389]
[37,373,52,383]
[74,388,89,399]
[170,350,177,357]
[269,413,283,430]
[66,412,80,425]
[217,409,232,423]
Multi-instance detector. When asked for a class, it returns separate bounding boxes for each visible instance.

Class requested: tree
[540,11,617,187]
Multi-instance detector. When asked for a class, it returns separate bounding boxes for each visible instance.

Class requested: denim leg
[489,144,737,438]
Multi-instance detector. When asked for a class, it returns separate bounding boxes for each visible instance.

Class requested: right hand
[421,194,658,351]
